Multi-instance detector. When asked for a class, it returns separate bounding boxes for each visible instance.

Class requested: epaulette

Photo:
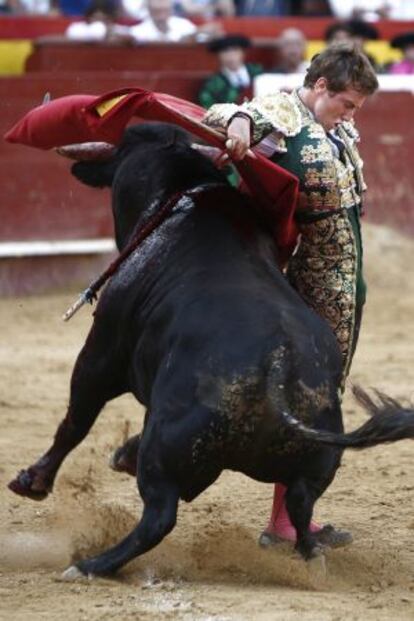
[340,120,360,143]
[242,92,302,137]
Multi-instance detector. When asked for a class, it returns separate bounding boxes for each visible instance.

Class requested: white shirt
[328,0,414,20]
[19,0,50,13]
[222,65,251,88]
[65,21,131,41]
[121,0,148,19]
[130,15,197,42]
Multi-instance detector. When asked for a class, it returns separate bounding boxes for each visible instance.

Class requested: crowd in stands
[1,0,414,80]
[2,0,414,18]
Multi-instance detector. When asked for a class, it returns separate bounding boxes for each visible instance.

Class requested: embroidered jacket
[203,89,366,217]
[203,89,368,381]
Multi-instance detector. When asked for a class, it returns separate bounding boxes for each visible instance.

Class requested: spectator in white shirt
[130,0,198,42]
[328,0,414,21]
[65,0,132,41]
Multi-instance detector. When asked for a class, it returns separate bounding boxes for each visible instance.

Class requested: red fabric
[5,87,299,263]
[5,94,98,150]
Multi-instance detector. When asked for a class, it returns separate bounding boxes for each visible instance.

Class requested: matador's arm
[203,92,302,150]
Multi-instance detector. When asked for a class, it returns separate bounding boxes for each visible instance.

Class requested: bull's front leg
[285,478,324,560]
[8,331,125,500]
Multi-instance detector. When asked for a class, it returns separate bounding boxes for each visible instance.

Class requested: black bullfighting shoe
[258,524,353,549]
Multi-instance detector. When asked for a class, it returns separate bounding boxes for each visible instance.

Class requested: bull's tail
[282,386,414,449]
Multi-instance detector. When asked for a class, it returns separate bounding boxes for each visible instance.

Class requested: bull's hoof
[305,542,325,560]
[8,469,51,501]
[109,446,136,477]
[61,565,89,581]
[306,550,327,583]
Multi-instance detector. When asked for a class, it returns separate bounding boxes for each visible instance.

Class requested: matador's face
[311,78,367,131]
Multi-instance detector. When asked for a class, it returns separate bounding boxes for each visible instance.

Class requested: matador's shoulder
[202,91,302,144]
[241,91,302,137]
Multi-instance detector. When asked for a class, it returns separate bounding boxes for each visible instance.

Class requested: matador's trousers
[287,205,365,386]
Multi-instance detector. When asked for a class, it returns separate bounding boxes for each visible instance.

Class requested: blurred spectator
[325,21,354,45]
[388,32,414,74]
[328,1,414,21]
[130,0,222,41]
[175,0,234,18]
[65,0,132,40]
[273,27,308,73]
[0,0,23,12]
[130,0,196,41]
[235,0,292,17]
[297,0,332,15]
[198,35,262,108]
[121,0,147,19]
[17,0,58,13]
[346,18,380,70]
[347,18,378,44]
[59,0,90,15]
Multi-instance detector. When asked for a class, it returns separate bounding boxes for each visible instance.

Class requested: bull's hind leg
[8,326,125,500]
[285,479,324,560]
[65,424,179,577]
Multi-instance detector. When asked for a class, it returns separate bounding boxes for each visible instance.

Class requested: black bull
[8,123,414,577]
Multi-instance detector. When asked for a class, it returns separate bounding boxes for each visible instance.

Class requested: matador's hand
[226,115,251,161]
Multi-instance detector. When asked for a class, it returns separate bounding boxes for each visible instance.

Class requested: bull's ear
[71,160,116,188]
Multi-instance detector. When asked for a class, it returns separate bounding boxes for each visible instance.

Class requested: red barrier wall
[0,72,209,243]
[1,75,413,294]
[25,41,279,73]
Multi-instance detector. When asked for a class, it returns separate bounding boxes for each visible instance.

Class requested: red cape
[5,87,299,264]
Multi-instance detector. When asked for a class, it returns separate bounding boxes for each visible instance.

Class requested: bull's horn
[55,142,117,161]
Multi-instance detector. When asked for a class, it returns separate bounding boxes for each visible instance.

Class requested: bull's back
[104,190,340,397]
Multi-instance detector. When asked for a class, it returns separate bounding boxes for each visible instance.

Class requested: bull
[8,123,414,578]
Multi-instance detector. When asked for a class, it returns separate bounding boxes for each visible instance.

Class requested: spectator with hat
[198,35,263,108]
[324,21,354,46]
[345,18,379,71]
[388,32,414,75]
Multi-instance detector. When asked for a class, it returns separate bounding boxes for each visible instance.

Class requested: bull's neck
[115,182,226,252]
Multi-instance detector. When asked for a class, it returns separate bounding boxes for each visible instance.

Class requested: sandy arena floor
[0,223,413,621]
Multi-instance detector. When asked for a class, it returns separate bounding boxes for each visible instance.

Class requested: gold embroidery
[203,103,240,129]
[245,92,302,137]
[307,125,326,140]
[300,141,332,164]
[305,167,337,188]
[304,189,341,211]
[287,212,357,383]
[336,125,366,196]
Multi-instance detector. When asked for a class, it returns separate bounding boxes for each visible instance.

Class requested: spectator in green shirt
[198,35,263,109]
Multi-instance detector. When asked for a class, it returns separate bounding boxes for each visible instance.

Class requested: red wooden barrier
[25,41,279,73]
[0,72,209,245]
[0,74,413,294]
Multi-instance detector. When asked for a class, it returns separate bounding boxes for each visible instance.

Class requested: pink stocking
[265,483,320,541]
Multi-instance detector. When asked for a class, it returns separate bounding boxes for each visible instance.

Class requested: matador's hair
[304,42,379,95]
